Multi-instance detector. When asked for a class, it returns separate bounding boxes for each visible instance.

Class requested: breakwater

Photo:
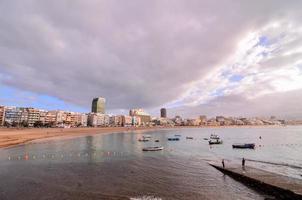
[209,163,302,200]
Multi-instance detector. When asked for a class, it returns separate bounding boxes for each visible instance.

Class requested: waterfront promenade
[209,162,302,199]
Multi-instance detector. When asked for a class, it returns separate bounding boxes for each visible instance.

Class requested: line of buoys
[7,151,128,161]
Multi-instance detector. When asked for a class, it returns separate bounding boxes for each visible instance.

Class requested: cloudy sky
[0,0,302,119]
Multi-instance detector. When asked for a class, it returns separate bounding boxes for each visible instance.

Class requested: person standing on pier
[242,158,245,169]
[222,159,225,168]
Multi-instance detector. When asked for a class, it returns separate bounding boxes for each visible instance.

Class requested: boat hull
[142,147,164,151]
[232,143,255,149]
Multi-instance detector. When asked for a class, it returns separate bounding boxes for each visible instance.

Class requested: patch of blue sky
[229,74,243,82]
[258,36,269,46]
[0,85,87,112]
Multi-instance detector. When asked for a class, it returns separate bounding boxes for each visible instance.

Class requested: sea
[0,126,301,200]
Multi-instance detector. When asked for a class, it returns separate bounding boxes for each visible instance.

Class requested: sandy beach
[0,127,167,149]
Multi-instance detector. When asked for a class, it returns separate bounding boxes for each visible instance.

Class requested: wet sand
[0,127,167,149]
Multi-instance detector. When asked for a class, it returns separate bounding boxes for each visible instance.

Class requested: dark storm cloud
[0,0,302,114]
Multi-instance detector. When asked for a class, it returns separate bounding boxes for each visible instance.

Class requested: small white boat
[142,146,164,151]
[143,135,152,138]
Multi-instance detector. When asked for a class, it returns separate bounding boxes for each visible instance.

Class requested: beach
[0,127,166,149]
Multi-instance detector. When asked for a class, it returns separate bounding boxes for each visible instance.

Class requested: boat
[142,146,164,151]
[155,139,160,142]
[175,134,181,137]
[203,138,209,140]
[208,139,223,145]
[232,143,255,149]
[168,137,180,141]
[138,138,150,142]
[186,137,193,139]
[143,135,152,138]
[210,134,220,140]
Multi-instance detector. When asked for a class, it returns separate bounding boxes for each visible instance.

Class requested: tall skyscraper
[160,108,167,118]
[91,97,106,114]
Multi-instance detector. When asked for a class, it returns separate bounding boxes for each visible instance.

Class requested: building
[27,108,40,127]
[129,109,151,125]
[19,108,28,125]
[39,110,47,124]
[80,114,88,127]
[88,113,109,127]
[45,111,57,126]
[4,107,22,125]
[109,115,123,126]
[184,118,200,126]
[132,116,141,126]
[199,115,207,125]
[153,117,174,126]
[121,115,132,127]
[0,106,5,126]
[173,116,183,126]
[91,97,105,114]
[216,116,225,125]
[160,108,167,118]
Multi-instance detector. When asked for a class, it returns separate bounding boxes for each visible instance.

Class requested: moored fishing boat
[232,143,255,149]
[138,138,150,142]
[142,146,164,151]
[186,137,193,139]
[208,139,223,145]
[168,137,180,141]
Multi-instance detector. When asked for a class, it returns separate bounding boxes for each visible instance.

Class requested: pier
[209,163,302,199]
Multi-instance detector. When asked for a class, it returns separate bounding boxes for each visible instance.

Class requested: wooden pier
[209,163,302,200]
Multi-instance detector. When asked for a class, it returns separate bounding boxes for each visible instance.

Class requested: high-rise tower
[160,108,167,118]
[91,97,106,114]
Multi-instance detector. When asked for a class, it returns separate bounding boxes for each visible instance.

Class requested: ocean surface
[0,126,301,200]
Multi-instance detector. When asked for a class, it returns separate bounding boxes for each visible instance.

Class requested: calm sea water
[0,126,301,200]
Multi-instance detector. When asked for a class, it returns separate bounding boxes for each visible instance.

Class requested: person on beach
[242,158,245,169]
[222,159,225,168]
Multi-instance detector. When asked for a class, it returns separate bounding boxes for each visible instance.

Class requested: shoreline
[0,124,296,149]
[0,126,175,149]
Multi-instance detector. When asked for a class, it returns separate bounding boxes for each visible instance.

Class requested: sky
[0,0,302,119]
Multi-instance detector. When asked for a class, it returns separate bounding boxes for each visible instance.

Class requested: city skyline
[0,1,302,119]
